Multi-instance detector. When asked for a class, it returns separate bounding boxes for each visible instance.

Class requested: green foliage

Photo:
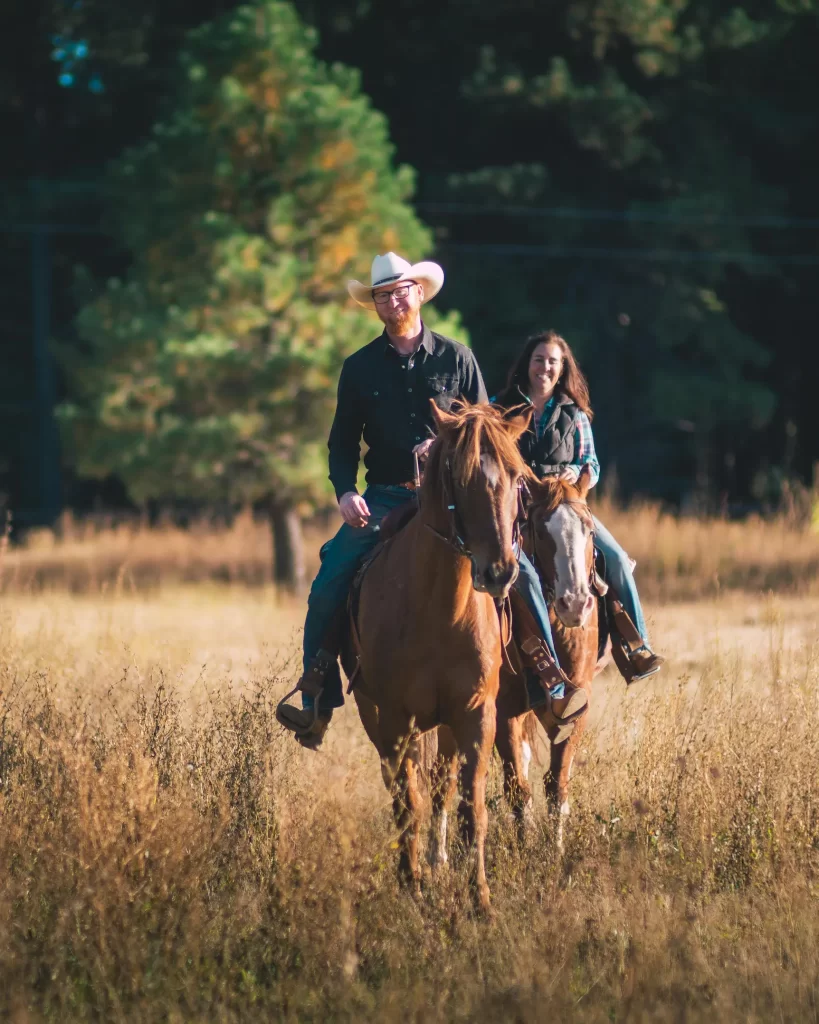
[412,0,813,494]
[60,1,463,506]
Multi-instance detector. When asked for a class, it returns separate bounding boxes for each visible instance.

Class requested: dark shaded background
[3,0,817,527]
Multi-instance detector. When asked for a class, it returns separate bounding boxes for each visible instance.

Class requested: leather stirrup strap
[609,598,644,650]
[509,589,566,686]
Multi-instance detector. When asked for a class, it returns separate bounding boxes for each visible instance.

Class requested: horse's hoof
[475,887,493,918]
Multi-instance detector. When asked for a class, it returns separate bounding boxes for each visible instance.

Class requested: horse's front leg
[379,713,426,894]
[428,726,459,873]
[451,699,497,912]
[545,707,589,852]
[495,712,535,842]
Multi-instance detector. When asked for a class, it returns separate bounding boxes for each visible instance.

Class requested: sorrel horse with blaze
[349,402,529,910]
[495,468,599,844]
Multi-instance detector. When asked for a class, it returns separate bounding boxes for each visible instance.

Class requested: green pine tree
[60,0,463,589]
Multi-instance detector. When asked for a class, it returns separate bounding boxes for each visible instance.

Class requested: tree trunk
[270,500,306,594]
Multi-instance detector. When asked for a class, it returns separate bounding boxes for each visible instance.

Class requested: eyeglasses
[372,282,416,304]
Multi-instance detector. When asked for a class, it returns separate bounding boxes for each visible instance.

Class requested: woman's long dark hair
[505,330,593,419]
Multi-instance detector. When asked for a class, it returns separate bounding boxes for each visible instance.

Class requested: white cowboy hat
[347,252,444,310]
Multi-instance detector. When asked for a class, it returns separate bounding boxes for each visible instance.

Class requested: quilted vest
[495,386,578,478]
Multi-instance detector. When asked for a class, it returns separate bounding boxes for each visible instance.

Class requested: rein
[423,455,473,558]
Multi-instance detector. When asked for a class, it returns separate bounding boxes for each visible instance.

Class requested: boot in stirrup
[609,600,666,684]
[276,649,335,749]
[520,635,588,722]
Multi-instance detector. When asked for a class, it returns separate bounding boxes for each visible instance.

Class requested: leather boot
[276,648,336,748]
[608,599,666,685]
[625,646,665,683]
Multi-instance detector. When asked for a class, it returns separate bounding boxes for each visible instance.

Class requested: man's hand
[413,437,434,460]
[339,491,371,528]
[558,467,580,483]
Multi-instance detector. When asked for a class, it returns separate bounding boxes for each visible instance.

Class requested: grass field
[1,511,818,1021]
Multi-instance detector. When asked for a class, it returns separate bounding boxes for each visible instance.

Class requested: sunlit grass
[1,577,818,1020]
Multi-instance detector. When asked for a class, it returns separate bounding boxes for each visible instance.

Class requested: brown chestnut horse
[350,402,530,909]
[494,468,599,845]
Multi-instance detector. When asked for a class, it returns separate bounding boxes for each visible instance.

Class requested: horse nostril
[483,562,514,589]
[485,562,499,581]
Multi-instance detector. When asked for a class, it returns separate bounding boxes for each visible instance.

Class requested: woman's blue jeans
[514,548,560,663]
[593,515,649,642]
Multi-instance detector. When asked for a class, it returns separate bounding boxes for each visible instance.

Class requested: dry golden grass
[597,497,819,600]
[1,561,818,1020]
[4,500,819,600]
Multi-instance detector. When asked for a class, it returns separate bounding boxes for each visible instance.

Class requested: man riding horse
[277,252,587,747]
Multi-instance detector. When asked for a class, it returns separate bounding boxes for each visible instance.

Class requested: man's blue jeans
[593,515,649,642]
[302,485,416,713]
[301,485,561,713]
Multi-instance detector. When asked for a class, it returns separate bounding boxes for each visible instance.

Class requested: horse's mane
[424,402,528,490]
[528,475,583,514]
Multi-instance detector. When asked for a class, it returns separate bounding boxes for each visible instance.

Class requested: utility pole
[30,177,62,526]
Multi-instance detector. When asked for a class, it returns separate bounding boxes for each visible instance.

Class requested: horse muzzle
[472,558,519,598]
[554,590,595,628]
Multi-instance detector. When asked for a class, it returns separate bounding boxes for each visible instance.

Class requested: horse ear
[504,407,532,442]
[430,399,458,432]
[576,464,593,499]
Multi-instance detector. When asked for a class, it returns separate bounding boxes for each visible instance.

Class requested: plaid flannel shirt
[536,397,600,488]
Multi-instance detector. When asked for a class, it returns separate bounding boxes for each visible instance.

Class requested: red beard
[386,308,415,333]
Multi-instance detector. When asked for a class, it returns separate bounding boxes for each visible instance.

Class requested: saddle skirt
[343,501,419,691]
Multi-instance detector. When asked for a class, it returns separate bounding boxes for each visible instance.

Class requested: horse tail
[522,711,542,767]
[416,728,439,776]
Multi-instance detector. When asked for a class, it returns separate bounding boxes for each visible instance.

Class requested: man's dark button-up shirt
[328,324,488,499]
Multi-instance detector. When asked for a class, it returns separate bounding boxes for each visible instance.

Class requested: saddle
[342,501,420,691]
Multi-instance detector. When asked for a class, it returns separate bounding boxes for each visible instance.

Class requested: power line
[440,242,819,266]
[0,223,106,235]
[419,202,819,230]
[2,223,816,266]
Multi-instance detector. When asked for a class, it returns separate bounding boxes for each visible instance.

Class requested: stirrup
[532,702,577,746]
[276,649,333,737]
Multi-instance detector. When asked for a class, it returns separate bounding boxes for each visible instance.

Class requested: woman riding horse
[494,330,665,683]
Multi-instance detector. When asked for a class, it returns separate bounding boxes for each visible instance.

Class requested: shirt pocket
[426,374,459,410]
[365,385,392,432]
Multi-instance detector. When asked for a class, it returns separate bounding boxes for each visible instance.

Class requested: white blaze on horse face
[545,504,593,627]
[480,452,501,489]
[521,740,532,781]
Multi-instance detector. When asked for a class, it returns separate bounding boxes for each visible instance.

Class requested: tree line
[2,0,818,585]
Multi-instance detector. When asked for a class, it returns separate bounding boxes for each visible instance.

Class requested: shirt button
[407,387,412,392]
[410,413,415,418]
[373,391,379,396]
[415,436,421,441]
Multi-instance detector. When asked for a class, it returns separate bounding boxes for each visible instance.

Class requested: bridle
[414,448,528,561]
[421,452,472,558]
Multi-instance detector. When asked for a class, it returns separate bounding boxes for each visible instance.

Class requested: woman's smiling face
[528,341,564,396]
